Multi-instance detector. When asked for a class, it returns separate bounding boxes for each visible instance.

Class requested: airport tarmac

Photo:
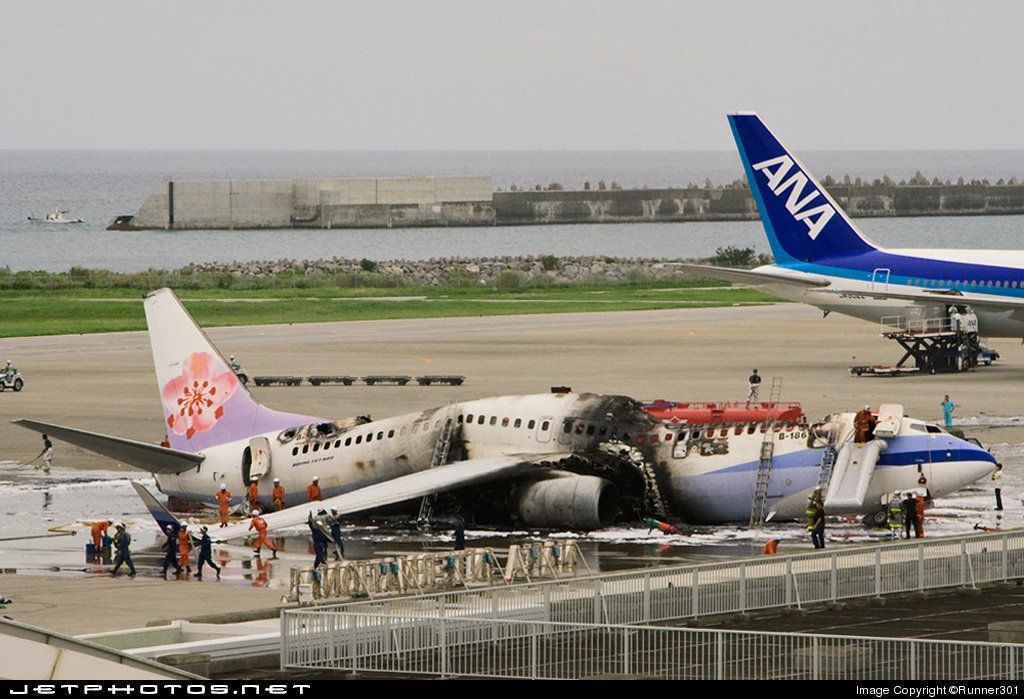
[0,303,1020,635]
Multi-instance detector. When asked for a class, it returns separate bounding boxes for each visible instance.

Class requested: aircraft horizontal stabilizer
[678,263,831,288]
[12,419,203,474]
[211,451,574,542]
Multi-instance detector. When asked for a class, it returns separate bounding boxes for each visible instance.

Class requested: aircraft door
[536,416,553,443]
[249,436,272,481]
[871,268,891,291]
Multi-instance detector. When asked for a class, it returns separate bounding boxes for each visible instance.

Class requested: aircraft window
[467,413,473,422]
[910,423,927,433]
[586,424,595,436]
[377,431,384,440]
[478,415,485,425]
[323,442,330,450]
[489,416,497,426]
[302,444,309,454]
[292,447,298,456]
[356,435,363,444]
[514,418,522,428]
[387,430,394,438]
[412,424,419,433]
[541,421,550,431]
[528,420,536,429]
[345,437,352,446]
[664,433,672,442]
[747,424,756,434]
[705,429,714,438]
[575,423,585,435]
[313,443,320,452]
[759,425,767,433]
[457,415,464,424]
[434,421,441,430]
[334,440,341,448]
[734,426,743,435]
[400,426,407,435]
[926,425,943,434]
[563,422,572,434]
[502,417,510,427]
[719,428,728,437]
[1014,281,1019,288]
[637,435,646,444]
[366,433,373,443]
[679,430,689,440]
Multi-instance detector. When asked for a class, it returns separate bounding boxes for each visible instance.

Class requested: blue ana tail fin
[728,113,879,265]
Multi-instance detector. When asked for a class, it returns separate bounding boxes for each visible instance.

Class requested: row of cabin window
[290,412,557,456]
[291,419,445,456]
[458,413,552,432]
[908,278,1019,289]
[633,423,800,445]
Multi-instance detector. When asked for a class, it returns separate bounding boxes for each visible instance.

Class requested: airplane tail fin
[145,289,318,452]
[727,113,880,265]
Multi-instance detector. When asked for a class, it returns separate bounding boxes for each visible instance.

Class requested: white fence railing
[291,529,1024,627]
[281,529,1024,677]
[282,612,1024,680]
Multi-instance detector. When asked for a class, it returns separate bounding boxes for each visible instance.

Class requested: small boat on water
[27,208,84,224]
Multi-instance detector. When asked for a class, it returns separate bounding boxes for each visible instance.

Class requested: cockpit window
[926,425,943,434]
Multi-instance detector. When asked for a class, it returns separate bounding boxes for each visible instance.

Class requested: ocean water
[2,149,1024,272]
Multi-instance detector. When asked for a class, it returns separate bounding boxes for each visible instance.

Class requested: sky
[2,1,1023,150]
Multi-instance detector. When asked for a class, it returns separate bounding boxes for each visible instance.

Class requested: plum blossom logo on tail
[162,352,239,440]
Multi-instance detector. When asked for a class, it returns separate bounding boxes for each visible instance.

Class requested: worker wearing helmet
[853,405,877,443]
[196,525,221,580]
[109,523,136,577]
[177,523,193,574]
[228,355,241,373]
[307,476,322,502]
[272,478,286,511]
[90,517,114,553]
[160,525,182,578]
[215,483,232,527]
[247,478,259,514]
[249,510,276,559]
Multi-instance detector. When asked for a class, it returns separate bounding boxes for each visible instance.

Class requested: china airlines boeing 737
[685,113,1024,338]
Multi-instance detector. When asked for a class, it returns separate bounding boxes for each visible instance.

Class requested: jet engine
[514,472,618,529]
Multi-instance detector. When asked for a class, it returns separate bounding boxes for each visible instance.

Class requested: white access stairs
[823,439,886,511]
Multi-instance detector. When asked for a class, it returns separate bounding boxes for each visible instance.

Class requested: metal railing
[290,528,1024,627]
[282,612,1024,679]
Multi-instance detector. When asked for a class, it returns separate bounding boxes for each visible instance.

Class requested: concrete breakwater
[179,255,698,286]
[109,176,1024,231]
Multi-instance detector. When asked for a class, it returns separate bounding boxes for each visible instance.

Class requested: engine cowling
[515,472,618,530]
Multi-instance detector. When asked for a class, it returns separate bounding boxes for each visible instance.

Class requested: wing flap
[12,419,203,474]
[212,451,573,542]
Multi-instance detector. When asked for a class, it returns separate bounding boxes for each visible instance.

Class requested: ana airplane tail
[145,289,317,452]
[728,113,880,265]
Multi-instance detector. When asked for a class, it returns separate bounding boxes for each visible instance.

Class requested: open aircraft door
[249,436,272,481]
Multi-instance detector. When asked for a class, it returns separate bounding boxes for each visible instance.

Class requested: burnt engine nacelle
[515,472,618,530]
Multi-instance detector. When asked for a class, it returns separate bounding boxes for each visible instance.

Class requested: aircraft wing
[817,286,1024,311]
[678,263,831,288]
[12,419,203,474]
[211,451,574,542]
